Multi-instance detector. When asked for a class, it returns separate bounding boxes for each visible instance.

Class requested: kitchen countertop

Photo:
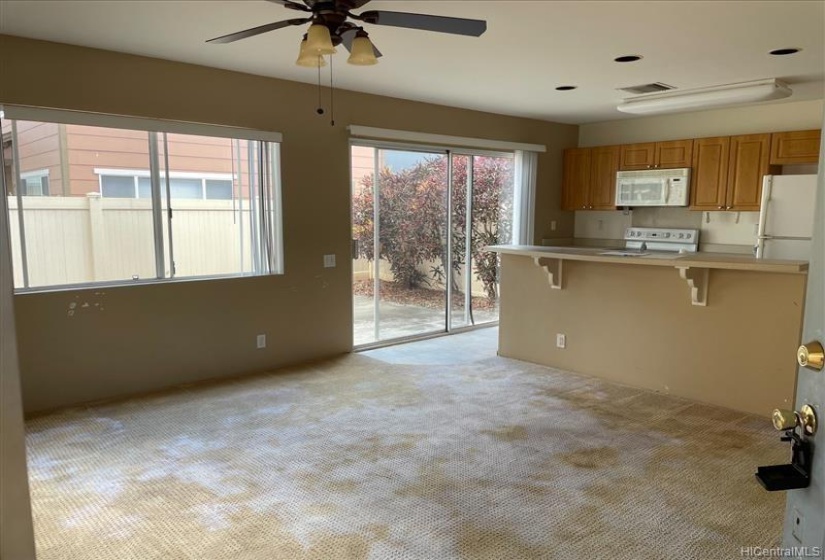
[487,245,808,274]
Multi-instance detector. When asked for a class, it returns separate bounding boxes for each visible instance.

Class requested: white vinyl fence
[7,195,253,289]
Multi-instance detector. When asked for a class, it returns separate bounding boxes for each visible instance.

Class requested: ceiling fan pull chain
[316,62,324,116]
[329,54,336,127]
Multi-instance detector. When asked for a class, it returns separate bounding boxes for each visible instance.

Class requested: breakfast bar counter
[489,245,808,274]
[488,245,809,416]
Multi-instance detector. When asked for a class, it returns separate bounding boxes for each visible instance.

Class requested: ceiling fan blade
[340,28,383,58]
[347,0,373,8]
[264,0,311,11]
[357,10,487,37]
[206,18,310,44]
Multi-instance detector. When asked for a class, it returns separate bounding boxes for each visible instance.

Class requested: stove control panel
[623,228,699,252]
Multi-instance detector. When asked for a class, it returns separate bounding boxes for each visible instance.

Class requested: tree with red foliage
[352,155,513,299]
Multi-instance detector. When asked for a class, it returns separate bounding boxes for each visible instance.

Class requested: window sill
[13,271,283,295]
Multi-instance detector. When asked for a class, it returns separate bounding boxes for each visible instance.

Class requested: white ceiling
[0,0,823,124]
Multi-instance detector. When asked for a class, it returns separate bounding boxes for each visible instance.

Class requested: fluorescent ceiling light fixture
[617,79,792,115]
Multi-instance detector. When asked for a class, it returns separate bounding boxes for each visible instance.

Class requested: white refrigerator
[755,174,819,260]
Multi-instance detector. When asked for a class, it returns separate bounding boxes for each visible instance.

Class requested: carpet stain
[559,446,619,469]
[458,525,543,560]
[481,425,528,441]
[304,534,371,560]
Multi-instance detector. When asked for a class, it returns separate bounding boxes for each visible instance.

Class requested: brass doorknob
[798,341,824,371]
[772,405,818,436]
[772,409,797,431]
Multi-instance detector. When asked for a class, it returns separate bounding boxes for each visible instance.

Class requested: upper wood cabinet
[561,146,619,211]
[690,133,777,211]
[562,148,590,211]
[589,146,621,209]
[619,139,693,170]
[770,129,822,165]
[727,134,776,210]
[690,137,730,210]
[619,143,656,170]
[656,140,694,169]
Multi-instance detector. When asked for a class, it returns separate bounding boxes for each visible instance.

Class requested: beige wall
[0,142,36,556]
[498,254,807,416]
[0,35,578,413]
[579,99,823,147]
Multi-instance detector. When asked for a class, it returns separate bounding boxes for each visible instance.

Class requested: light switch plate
[323,254,336,268]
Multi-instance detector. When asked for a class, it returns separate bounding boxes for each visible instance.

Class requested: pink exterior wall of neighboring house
[3,120,257,197]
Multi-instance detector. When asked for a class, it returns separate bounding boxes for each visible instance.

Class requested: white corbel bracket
[677,266,709,306]
[533,257,563,289]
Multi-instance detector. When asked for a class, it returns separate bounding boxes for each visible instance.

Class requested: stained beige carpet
[26,351,785,559]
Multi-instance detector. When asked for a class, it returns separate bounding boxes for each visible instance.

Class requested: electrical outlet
[550,221,557,231]
[792,508,803,542]
[256,334,266,349]
[556,333,566,349]
[323,254,336,268]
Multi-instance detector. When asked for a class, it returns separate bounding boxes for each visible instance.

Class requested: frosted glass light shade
[617,79,792,115]
[296,39,326,67]
[306,24,336,55]
[348,34,378,66]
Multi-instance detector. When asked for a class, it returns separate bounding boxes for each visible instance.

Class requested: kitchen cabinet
[562,148,590,211]
[727,134,776,210]
[770,129,821,165]
[690,137,729,210]
[690,133,777,211]
[619,139,693,170]
[562,146,619,211]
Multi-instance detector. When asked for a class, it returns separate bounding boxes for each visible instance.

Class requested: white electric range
[599,227,700,257]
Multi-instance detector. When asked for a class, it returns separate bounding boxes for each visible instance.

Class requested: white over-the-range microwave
[615,168,691,207]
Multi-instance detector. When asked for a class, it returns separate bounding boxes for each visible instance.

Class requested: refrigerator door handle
[755,175,773,259]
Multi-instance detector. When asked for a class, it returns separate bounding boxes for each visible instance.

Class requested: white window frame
[19,169,50,196]
[2,105,285,292]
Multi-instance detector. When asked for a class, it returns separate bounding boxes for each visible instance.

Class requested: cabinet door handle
[718,205,725,209]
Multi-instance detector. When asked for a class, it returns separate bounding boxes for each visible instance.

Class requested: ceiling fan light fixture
[306,23,336,55]
[348,30,379,66]
[296,37,327,67]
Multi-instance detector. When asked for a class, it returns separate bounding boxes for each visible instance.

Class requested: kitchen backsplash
[573,207,759,254]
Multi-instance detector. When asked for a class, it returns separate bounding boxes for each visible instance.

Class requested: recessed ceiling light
[555,86,577,91]
[614,55,643,63]
[770,48,801,56]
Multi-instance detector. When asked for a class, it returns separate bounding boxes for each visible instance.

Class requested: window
[2,106,283,290]
[20,170,49,196]
[99,171,236,200]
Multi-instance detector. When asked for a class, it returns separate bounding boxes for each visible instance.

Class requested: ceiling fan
[206,0,488,66]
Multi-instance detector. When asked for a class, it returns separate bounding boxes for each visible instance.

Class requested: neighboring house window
[20,170,49,196]
[1,106,283,291]
[99,173,234,200]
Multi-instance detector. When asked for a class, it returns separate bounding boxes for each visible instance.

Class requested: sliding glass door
[449,153,515,329]
[351,144,516,347]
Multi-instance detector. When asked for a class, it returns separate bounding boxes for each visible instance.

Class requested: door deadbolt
[772,405,818,436]
[798,341,824,371]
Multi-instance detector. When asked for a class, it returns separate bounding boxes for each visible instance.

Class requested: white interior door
[781,136,824,551]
